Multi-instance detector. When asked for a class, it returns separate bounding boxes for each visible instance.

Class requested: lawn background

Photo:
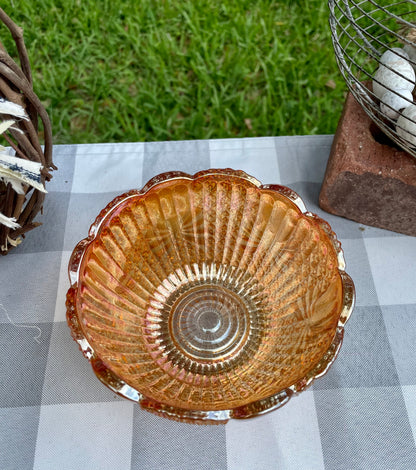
[1,0,347,144]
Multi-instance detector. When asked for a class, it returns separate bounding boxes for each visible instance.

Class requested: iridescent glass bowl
[66,169,355,424]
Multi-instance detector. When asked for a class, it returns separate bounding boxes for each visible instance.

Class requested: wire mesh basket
[329,0,416,158]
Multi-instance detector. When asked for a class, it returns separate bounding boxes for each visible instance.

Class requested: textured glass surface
[66,169,355,423]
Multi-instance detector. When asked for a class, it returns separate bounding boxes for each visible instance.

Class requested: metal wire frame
[329,0,416,157]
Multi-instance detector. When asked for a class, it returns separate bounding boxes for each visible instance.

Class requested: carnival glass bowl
[66,169,355,424]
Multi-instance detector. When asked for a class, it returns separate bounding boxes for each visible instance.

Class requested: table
[1,135,415,470]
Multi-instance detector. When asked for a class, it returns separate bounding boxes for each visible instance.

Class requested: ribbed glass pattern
[67,170,354,421]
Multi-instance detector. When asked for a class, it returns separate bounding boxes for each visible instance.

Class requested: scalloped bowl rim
[66,168,355,424]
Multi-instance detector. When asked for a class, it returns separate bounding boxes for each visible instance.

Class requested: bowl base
[148,262,267,376]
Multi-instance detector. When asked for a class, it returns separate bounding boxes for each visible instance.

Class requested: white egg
[380,47,409,66]
[403,44,416,70]
[373,59,415,99]
[380,89,413,120]
[396,104,416,147]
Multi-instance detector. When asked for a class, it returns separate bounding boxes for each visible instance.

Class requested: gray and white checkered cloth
[1,136,415,470]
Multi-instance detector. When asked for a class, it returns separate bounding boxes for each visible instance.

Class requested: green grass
[2,0,347,144]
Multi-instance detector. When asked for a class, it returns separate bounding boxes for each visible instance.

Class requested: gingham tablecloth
[1,135,415,470]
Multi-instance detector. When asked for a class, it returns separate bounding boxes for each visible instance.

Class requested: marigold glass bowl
[66,169,355,424]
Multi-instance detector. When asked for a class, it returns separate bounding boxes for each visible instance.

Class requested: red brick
[319,91,416,236]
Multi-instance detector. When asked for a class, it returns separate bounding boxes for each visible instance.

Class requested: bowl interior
[73,172,344,411]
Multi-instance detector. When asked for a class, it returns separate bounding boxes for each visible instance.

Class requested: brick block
[319,91,416,236]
